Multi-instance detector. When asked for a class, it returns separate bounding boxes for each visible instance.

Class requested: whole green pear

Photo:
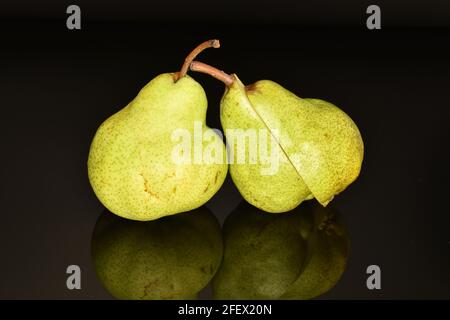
[212,202,308,299]
[88,48,228,220]
[91,206,223,300]
[190,61,363,212]
[212,201,349,300]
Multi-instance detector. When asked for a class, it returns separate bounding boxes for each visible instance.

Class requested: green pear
[91,206,223,300]
[88,41,228,221]
[212,201,349,300]
[246,82,363,206]
[212,202,308,299]
[219,77,312,213]
[190,60,363,212]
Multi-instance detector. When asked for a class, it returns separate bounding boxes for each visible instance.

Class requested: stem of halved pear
[190,61,234,87]
[174,40,221,82]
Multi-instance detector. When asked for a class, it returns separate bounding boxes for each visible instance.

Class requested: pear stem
[174,40,221,82]
[190,61,234,86]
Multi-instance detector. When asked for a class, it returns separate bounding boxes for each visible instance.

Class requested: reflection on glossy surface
[212,202,349,300]
[91,207,223,300]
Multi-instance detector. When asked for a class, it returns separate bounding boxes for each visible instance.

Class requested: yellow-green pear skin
[91,207,223,300]
[220,75,363,211]
[88,73,228,221]
[220,76,312,213]
[246,80,363,206]
[212,202,307,299]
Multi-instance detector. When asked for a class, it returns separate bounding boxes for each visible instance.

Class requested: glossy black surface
[0,17,449,299]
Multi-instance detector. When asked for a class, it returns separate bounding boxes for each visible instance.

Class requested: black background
[0,1,449,299]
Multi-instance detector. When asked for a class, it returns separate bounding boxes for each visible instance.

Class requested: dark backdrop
[1,1,450,27]
[0,1,449,299]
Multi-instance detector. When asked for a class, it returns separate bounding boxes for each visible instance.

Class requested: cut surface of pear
[88,73,228,221]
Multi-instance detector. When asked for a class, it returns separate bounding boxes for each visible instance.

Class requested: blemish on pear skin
[214,171,219,184]
[245,83,259,93]
[203,183,210,193]
[144,188,160,199]
[323,132,332,141]
[140,173,160,199]
[166,171,176,179]
[172,186,177,193]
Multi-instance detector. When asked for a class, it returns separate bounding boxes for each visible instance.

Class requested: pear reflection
[212,202,349,300]
[91,207,223,300]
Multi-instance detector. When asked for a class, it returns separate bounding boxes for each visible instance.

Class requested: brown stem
[190,61,234,86]
[174,39,220,82]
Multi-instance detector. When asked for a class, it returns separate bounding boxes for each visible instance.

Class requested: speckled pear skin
[88,73,228,221]
[220,76,312,213]
[281,204,349,299]
[246,80,364,206]
[91,207,223,300]
[212,202,307,299]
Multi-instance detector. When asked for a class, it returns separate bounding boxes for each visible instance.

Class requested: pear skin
[220,76,312,213]
[88,73,228,221]
[190,56,364,211]
[91,207,223,300]
[246,80,364,206]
